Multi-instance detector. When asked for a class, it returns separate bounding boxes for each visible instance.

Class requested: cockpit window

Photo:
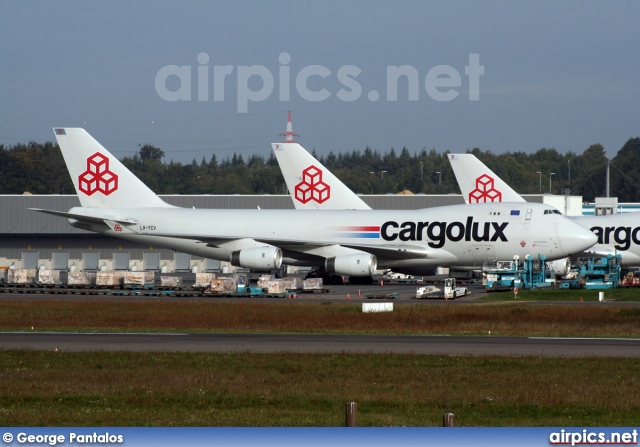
[543,209,562,215]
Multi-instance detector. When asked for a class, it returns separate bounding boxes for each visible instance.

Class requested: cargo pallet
[365,292,399,299]
[395,277,423,284]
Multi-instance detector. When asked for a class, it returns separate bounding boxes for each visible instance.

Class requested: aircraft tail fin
[53,128,172,208]
[272,142,371,210]
[448,153,526,203]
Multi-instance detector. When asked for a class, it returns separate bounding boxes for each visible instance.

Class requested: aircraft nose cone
[560,220,598,254]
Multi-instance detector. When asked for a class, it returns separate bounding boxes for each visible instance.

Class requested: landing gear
[326,274,344,285]
[348,275,374,285]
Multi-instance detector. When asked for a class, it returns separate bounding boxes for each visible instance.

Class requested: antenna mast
[281,111,299,143]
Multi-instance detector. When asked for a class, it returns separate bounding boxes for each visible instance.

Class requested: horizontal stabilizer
[29,208,138,226]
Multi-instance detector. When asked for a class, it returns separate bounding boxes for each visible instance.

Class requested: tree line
[1,137,639,202]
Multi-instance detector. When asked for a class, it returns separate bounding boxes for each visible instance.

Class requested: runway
[2,332,639,357]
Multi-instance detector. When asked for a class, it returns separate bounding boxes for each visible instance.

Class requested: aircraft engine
[548,257,570,278]
[325,254,377,276]
[230,246,283,269]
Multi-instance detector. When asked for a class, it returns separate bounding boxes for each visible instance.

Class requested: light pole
[419,161,423,181]
[436,171,441,185]
[381,170,387,178]
[536,171,542,193]
[549,172,555,193]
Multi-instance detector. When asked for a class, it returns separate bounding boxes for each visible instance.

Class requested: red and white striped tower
[281,111,299,143]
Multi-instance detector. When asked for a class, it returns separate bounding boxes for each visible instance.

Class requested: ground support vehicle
[415,278,467,299]
[483,255,556,291]
[574,255,622,290]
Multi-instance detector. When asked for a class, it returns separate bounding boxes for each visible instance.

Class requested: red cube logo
[468,174,502,203]
[78,152,119,196]
[294,165,331,204]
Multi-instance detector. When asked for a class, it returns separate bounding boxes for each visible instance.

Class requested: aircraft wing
[345,243,459,263]
[339,243,430,260]
[139,230,448,262]
[257,239,437,261]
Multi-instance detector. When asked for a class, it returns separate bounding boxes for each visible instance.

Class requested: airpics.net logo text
[155,52,484,113]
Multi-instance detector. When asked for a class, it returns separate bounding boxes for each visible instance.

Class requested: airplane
[30,128,597,285]
[448,153,640,266]
[270,140,585,282]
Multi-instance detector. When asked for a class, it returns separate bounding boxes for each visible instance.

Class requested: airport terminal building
[1,192,583,274]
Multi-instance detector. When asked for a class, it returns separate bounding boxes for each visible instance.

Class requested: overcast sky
[1,0,638,164]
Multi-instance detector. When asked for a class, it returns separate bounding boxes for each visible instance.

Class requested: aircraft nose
[558,219,598,254]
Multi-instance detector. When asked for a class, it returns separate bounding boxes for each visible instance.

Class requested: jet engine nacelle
[230,246,283,269]
[548,257,570,278]
[325,254,377,276]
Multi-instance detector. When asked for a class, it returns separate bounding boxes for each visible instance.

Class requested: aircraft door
[522,208,533,244]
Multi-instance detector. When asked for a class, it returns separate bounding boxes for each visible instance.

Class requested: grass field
[480,287,640,302]
[1,297,639,426]
[2,350,639,426]
[1,299,640,337]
